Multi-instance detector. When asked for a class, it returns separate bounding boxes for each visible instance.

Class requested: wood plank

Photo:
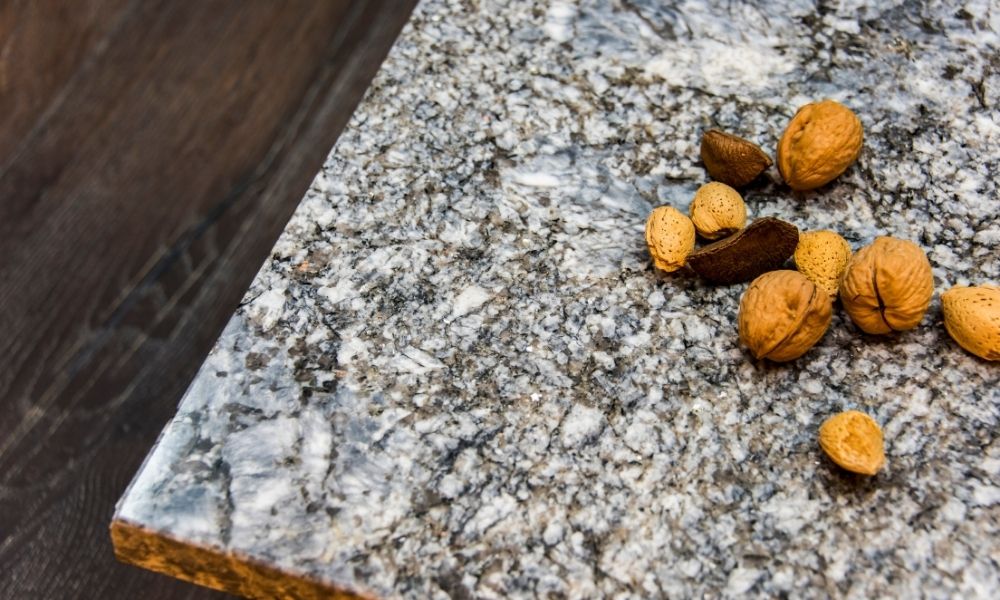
[0,0,134,166]
[0,1,416,597]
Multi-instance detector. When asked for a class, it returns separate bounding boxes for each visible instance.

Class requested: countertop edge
[109,518,372,600]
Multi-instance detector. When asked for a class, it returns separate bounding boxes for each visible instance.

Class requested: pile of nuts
[645,99,999,477]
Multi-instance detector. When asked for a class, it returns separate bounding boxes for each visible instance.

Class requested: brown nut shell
[689,182,747,240]
[839,237,933,334]
[777,100,863,191]
[819,410,885,476]
[687,217,799,285]
[941,284,1000,361]
[700,129,773,188]
[794,230,853,297]
[738,270,832,361]
[644,206,695,272]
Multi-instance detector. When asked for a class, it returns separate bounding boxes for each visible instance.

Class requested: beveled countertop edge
[110,518,373,600]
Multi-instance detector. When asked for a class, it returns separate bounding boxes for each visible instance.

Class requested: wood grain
[0,1,416,597]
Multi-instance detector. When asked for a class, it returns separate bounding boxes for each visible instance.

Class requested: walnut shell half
[839,237,933,334]
[700,129,772,188]
[738,270,833,361]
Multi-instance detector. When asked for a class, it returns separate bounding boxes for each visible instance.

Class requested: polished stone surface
[117,1,1000,597]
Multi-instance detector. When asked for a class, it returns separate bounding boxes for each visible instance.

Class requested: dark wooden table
[0,2,416,597]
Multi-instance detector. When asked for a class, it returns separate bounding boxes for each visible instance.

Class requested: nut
[687,217,799,285]
[689,182,747,240]
[645,206,695,272]
[700,129,772,188]
[819,410,885,476]
[738,270,833,361]
[941,284,1000,361]
[777,99,863,191]
[840,237,933,334]
[793,230,852,297]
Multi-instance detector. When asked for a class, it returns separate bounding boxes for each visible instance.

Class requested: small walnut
[689,182,747,240]
[941,284,1000,361]
[840,237,933,334]
[777,99,863,191]
[738,270,833,361]
[700,129,772,188]
[793,230,852,297]
[819,410,885,476]
[644,206,695,272]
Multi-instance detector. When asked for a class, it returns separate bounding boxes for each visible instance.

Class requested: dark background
[0,1,416,597]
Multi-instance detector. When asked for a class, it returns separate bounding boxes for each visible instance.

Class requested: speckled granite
[116,1,1000,597]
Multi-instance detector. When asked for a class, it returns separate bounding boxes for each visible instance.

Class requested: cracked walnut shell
[700,129,772,188]
[738,270,833,361]
[645,206,695,272]
[941,284,1000,361]
[777,99,863,191]
[840,237,933,334]
[819,410,885,476]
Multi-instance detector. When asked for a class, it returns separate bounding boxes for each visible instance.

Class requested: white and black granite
[116,1,1000,597]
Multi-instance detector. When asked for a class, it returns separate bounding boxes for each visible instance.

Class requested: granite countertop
[114,0,1000,597]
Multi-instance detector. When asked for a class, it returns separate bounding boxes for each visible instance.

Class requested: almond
[941,284,1000,361]
[689,182,747,240]
[819,410,885,476]
[644,206,695,273]
[793,230,852,297]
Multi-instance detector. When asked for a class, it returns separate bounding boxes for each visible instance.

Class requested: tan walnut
[700,129,772,188]
[941,284,1000,361]
[689,182,747,240]
[794,230,852,298]
[738,270,833,361]
[645,206,695,272]
[840,237,933,334]
[777,99,863,191]
[819,410,885,476]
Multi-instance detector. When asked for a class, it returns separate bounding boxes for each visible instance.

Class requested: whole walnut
[840,237,933,334]
[739,270,833,362]
[777,99,863,191]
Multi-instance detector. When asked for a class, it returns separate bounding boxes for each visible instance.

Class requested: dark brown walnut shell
[687,217,799,284]
[700,129,773,188]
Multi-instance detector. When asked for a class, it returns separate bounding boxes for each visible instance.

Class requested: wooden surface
[0,1,416,597]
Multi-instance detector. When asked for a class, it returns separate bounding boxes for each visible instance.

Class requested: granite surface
[116,0,1000,597]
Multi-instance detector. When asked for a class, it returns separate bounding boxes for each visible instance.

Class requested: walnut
[738,270,833,361]
[777,99,863,191]
[840,237,933,334]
